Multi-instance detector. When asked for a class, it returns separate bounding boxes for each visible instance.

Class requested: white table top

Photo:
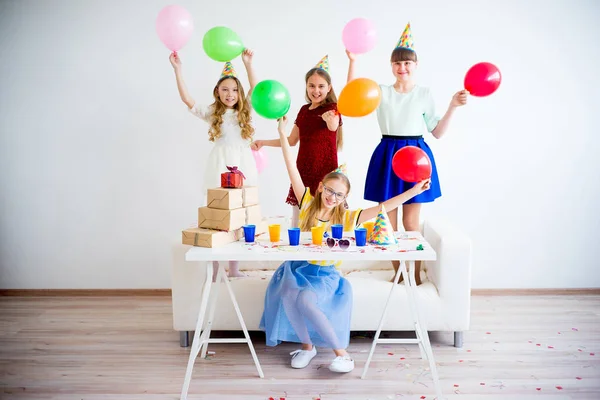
[185,231,436,262]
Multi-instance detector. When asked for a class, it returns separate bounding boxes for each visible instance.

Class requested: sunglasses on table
[326,237,350,250]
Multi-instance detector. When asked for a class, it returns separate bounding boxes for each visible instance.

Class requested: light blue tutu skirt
[259,261,352,349]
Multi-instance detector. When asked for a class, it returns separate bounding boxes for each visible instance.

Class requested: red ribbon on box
[221,166,245,188]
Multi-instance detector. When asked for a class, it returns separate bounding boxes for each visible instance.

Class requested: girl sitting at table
[259,116,430,373]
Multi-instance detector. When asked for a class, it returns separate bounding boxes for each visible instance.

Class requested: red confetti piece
[388,352,394,355]
[590,353,595,356]
[528,340,532,343]
[467,349,472,352]
[556,386,563,390]
[453,384,459,387]
[536,388,541,391]
[578,349,583,352]
[486,332,491,335]
[576,377,582,380]
[572,328,578,331]
[536,344,541,346]
[269,398,275,400]
[558,332,562,334]
[548,346,554,349]
[400,357,405,360]
[459,360,464,363]
[420,397,426,399]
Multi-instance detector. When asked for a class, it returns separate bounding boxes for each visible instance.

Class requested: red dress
[286,103,341,206]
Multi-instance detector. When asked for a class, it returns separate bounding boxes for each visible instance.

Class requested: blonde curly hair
[208,77,254,142]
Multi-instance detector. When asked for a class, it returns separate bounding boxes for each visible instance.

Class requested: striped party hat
[220,61,237,79]
[314,55,329,72]
[331,163,347,176]
[370,204,398,245]
[395,22,414,50]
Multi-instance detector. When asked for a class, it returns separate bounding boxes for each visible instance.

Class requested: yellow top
[298,188,362,267]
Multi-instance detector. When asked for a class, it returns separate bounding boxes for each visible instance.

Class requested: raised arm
[357,180,431,224]
[346,50,357,83]
[251,125,299,150]
[277,117,305,202]
[241,49,257,96]
[169,53,195,109]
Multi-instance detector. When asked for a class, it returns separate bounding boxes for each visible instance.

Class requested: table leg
[200,264,224,359]
[221,268,265,378]
[181,261,213,400]
[402,260,443,399]
[361,260,405,379]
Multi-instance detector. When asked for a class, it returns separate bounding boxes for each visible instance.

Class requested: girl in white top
[170,50,258,278]
[346,23,468,284]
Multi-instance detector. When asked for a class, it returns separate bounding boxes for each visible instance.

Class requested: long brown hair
[208,77,254,142]
[298,172,350,232]
[304,68,344,151]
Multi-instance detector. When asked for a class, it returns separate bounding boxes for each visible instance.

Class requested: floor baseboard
[2,288,599,297]
[0,289,172,296]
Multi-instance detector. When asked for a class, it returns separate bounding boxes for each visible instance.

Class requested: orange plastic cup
[363,221,375,241]
[311,226,325,245]
[268,224,281,242]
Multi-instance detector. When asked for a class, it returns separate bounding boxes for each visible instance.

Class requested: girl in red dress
[252,56,342,226]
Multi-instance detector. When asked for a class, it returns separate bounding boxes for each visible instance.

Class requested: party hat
[370,205,398,245]
[331,163,347,176]
[314,55,329,72]
[395,22,414,50]
[220,61,237,79]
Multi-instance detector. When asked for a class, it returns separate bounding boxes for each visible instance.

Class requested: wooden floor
[1,295,599,400]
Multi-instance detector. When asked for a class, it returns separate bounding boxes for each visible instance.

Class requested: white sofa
[171,217,472,348]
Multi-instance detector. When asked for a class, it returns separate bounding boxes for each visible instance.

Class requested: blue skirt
[364,136,442,203]
[259,261,352,349]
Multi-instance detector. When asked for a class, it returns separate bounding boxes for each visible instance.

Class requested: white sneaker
[290,347,317,369]
[328,355,354,373]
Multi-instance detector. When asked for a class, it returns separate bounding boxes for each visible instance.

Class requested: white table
[181,231,441,400]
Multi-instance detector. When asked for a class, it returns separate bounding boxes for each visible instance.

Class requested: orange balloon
[338,78,381,117]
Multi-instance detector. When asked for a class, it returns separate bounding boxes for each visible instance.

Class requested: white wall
[1,0,599,289]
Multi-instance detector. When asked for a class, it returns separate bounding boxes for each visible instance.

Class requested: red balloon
[464,62,501,97]
[392,146,432,182]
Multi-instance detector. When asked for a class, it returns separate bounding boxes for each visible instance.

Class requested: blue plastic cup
[243,225,256,243]
[355,228,367,247]
[331,224,343,239]
[288,227,301,246]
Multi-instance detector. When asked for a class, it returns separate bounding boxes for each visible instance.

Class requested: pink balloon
[252,148,268,174]
[156,5,194,52]
[342,18,377,54]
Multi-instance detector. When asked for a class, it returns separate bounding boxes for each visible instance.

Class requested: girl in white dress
[170,50,258,277]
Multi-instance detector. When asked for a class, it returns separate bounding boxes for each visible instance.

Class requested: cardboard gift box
[182,227,244,248]
[245,204,262,225]
[207,188,244,210]
[220,166,245,189]
[182,220,269,248]
[242,186,259,207]
[198,206,246,231]
[206,186,259,210]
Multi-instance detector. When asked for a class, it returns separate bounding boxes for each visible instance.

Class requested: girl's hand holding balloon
[169,52,182,71]
[451,90,469,107]
[242,48,254,66]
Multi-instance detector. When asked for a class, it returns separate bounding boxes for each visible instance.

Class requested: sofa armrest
[423,218,472,328]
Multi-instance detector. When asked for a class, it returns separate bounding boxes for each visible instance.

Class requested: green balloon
[202,27,244,62]
[251,80,291,120]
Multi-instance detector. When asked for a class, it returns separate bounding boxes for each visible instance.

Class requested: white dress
[188,104,258,192]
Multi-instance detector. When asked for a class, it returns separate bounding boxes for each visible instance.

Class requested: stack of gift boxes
[182,166,267,248]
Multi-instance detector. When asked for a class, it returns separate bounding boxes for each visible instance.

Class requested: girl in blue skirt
[259,115,430,373]
[346,23,468,284]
